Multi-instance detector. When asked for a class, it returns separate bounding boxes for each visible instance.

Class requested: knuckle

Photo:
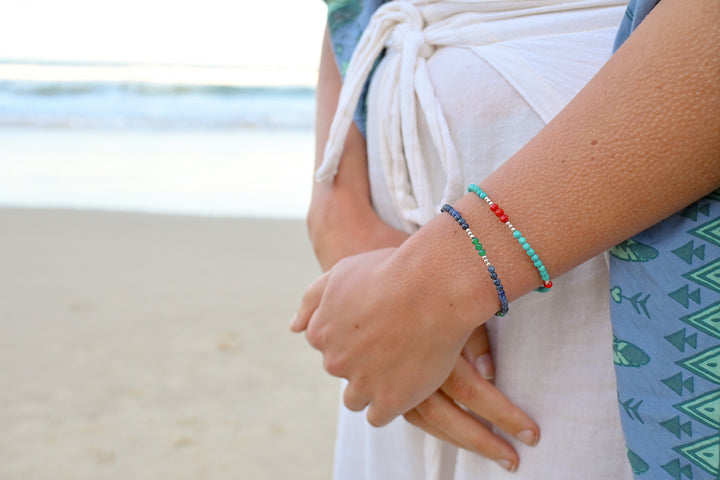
[415,397,444,425]
[443,371,477,405]
[366,410,389,427]
[305,324,324,349]
[322,354,345,377]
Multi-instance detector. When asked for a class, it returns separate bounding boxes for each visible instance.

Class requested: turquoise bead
[538,265,546,272]
[527,248,535,256]
[513,231,522,239]
[522,243,531,251]
[534,260,543,267]
[518,237,527,244]
[531,254,539,262]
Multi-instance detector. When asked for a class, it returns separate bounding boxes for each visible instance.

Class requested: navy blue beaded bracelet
[441,204,509,317]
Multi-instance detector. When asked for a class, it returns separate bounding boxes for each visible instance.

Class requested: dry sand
[0,208,338,479]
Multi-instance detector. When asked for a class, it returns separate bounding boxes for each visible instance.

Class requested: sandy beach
[0,208,338,479]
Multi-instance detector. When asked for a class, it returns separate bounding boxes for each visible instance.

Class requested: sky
[0,0,327,69]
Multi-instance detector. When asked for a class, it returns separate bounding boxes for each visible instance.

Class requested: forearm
[393,0,720,325]
[309,26,408,270]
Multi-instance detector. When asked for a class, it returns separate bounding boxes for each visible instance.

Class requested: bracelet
[441,204,509,316]
[468,184,553,291]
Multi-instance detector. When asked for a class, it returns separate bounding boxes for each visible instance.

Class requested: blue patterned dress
[610,3,720,478]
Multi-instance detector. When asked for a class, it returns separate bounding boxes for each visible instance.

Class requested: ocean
[0,61,317,219]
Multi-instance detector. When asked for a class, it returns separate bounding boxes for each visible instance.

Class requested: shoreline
[0,207,337,479]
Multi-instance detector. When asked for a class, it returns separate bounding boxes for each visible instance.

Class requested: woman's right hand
[405,326,539,473]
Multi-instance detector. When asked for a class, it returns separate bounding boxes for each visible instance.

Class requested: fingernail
[516,429,538,446]
[289,313,299,331]
[474,354,494,380]
[497,459,516,473]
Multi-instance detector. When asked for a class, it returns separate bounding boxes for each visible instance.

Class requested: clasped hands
[294,213,539,471]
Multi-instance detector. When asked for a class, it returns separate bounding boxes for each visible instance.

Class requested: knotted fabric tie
[316,0,464,229]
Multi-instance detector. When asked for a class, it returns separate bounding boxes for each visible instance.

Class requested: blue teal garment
[323,0,389,136]
[610,2,720,478]
[613,0,660,51]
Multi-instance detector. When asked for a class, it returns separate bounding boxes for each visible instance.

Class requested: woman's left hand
[291,247,485,427]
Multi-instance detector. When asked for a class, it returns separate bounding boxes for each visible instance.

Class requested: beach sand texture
[0,208,338,479]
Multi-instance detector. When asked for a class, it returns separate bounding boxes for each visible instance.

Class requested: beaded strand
[441,204,509,316]
[468,184,553,292]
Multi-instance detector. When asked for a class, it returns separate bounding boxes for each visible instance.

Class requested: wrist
[307,189,409,271]
[385,210,501,334]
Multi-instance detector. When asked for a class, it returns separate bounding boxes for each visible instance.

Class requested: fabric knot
[389,26,433,56]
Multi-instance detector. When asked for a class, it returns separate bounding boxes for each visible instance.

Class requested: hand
[291,247,487,427]
[405,327,539,472]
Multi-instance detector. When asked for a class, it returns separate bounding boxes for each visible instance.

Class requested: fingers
[412,391,519,472]
[461,325,494,380]
[442,356,540,448]
[290,272,330,334]
[404,407,463,449]
[343,382,371,412]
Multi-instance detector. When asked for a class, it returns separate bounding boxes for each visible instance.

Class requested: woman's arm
[294,0,720,427]
[308,27,408,271]
[307,25,539,468]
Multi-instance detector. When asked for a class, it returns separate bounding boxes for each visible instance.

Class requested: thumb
[461,325,494,380]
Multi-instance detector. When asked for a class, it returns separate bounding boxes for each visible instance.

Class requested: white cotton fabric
[321,1,634,479]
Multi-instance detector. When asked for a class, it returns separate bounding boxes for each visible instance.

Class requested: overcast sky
[0,0,326,69]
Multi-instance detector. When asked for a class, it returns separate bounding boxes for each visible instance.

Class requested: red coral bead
[495,208,504,217]
[489,204,499,212]
[499,214,509,222]
[543,281,553,289]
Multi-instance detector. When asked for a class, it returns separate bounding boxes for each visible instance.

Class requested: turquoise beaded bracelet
[441,204,509,316]
[468,184,553,292]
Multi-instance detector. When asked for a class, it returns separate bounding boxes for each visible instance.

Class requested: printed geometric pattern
[689,216,720,248]
[673,434,720,477]
[614,335,651,367]
[660,416,693,439]
[619,395,645,423]
[672,240,706,265]
[668,285,702,309]
[677,346,720,385]
[681,301,720,340]
[610,239,659,262]
[661,458,693,480]
[683,257,720,294]
[662,372,695,396]
[682,202,712,222]
[665,328,699,352]
[627,447,649,475]
[674,389,720,429]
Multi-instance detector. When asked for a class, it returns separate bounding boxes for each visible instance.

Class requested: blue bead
[490,272,498,280]
[488,266,495,273]
[496,285,503,291]
[493,279,501,286]
[461,223,469,230]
